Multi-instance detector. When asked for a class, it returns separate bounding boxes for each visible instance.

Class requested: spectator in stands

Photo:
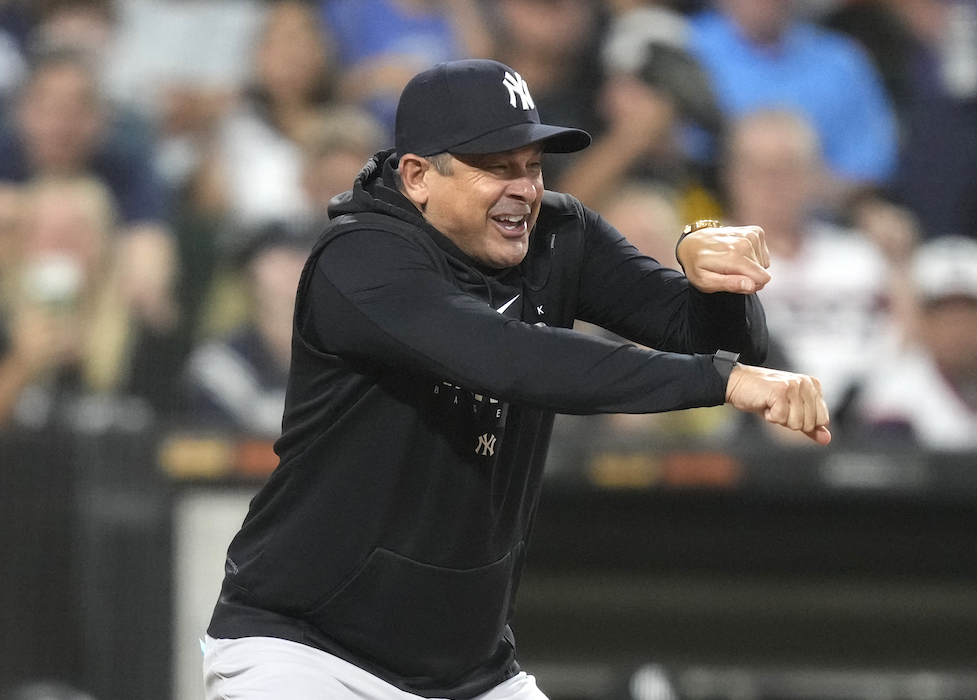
[489,0,605,185]
[321,0,493,139]
[195,105,385,344]
[0,176,163,429]
[194,105,383,342]
[35,0,267,372]
[721,109,907,425]
[195,0,337,230]
[599,182,684,271]
[687,0,899,211]
[299,104,385,220]
[820,0,918,115]
[83,0,263,188]
[556,0,724,219]
[883,0,977,241]
[183,220,314,439]
[0,48,178,334]
[855,236,977,450]
[30,1,177,212]
[824,0,977,243]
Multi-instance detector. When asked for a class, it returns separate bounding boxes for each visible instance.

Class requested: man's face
[921,296,977,380]
[421,144,544,269]
[725,118,818,236]
[257,0,330,102]
[17,63,105,174]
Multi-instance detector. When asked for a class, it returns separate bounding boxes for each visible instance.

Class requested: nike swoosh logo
[496,294,520,314]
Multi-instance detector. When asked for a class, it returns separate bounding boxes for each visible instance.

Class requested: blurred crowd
[0,0,975,453]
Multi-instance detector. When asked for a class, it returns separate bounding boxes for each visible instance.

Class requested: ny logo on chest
[432,382,508,458]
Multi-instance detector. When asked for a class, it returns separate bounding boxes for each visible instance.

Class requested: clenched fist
[677,224,771,295]
[726,364,831,445]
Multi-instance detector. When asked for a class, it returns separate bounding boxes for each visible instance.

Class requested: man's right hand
[677,225,772,295]
[726,364,831,445]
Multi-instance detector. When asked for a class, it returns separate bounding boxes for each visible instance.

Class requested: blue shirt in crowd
[319,0,463,135]
[688,9,898,183]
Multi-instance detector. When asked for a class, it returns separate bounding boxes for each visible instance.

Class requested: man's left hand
[677,224,771,294]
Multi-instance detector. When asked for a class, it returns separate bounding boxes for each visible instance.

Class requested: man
[0,48,177,333]
[721,108,900,416]
[857,236,977,450]
[184,220,314,439]
[687,0,898,202]
[203,59,829,700]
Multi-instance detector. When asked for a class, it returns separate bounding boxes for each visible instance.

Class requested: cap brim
[447,122,591,155]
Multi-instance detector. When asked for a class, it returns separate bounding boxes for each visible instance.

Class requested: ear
[398,154,431,208]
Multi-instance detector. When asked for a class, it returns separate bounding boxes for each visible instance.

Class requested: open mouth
[492,214,528,235]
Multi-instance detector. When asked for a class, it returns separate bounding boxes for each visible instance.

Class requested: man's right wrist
[677,219,721,273]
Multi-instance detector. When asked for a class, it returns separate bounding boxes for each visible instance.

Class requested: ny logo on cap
[502,71,535,110]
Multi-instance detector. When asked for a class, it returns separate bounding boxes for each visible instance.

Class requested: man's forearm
[688,287,768,365]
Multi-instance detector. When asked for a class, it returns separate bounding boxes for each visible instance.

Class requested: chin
[487,246,528,269]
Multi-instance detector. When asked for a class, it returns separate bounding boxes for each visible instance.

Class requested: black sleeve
[301,228,727,415]
[574,207,768,365]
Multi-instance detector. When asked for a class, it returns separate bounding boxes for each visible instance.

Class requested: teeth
[496,215,524,223]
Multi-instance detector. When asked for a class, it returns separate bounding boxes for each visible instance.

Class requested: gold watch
[682,219,722,235]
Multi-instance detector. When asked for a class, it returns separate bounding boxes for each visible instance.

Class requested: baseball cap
[912,236,977,302]
[395,59,591,157]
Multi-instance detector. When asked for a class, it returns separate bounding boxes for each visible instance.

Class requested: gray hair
[426,152,453,176]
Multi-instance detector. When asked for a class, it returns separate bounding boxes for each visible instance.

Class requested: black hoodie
[208,150,767,698]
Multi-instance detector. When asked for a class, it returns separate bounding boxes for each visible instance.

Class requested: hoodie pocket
[304,546,518,680]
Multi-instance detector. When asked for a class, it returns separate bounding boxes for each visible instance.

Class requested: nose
[506,175,539,203]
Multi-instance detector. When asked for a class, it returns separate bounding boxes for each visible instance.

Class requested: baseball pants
[203,635,549,700]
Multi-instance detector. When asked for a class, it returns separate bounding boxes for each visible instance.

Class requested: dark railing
[0,426,172,700]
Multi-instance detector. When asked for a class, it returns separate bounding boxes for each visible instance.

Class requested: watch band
[712,349,740,383]
[682,219,722,237]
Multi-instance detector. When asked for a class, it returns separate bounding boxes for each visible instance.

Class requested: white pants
[203,636,549,700]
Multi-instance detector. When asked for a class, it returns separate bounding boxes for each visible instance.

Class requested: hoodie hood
[328,149,417,226]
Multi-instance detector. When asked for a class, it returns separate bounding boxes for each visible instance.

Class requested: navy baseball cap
[395,59,591,157]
